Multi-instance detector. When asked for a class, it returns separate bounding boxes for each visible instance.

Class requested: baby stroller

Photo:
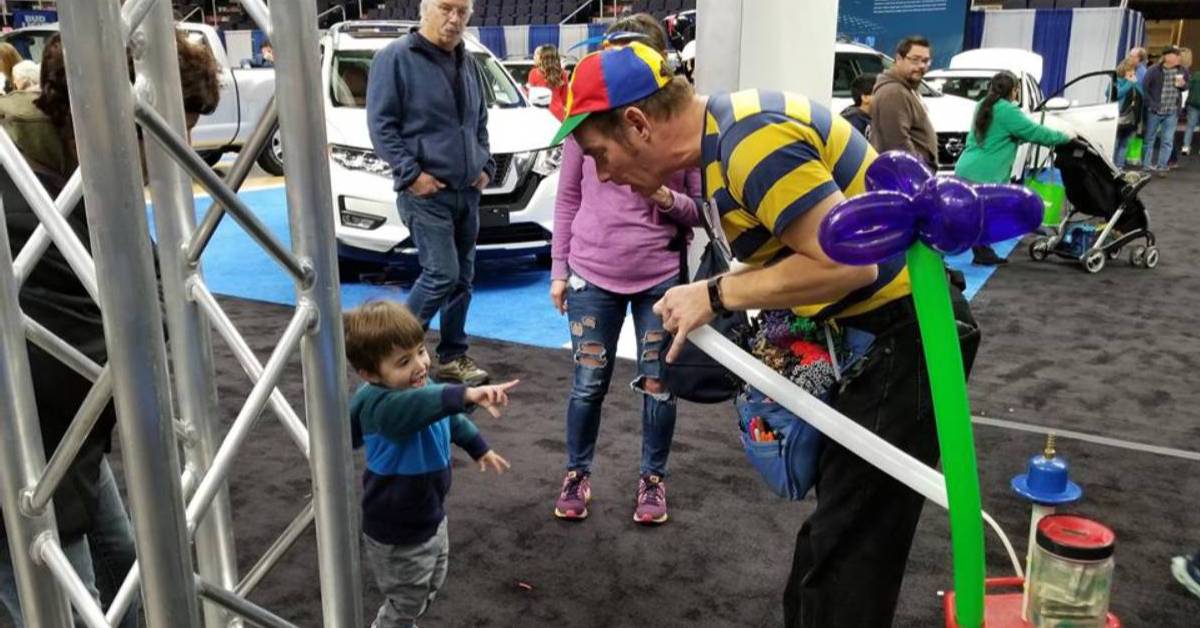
[1027,137,1158,273]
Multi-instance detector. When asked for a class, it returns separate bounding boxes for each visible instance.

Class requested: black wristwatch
[706,276,728,315]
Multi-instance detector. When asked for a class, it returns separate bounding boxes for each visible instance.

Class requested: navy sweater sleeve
[449,413,489,460]
[367,45,422,190]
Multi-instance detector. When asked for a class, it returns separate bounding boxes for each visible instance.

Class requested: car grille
[488,153,512,188]
[938,132,968,168]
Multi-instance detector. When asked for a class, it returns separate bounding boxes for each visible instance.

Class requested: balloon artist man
[551,43,981,627]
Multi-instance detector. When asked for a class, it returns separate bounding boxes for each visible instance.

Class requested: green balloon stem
[906,242,986,627]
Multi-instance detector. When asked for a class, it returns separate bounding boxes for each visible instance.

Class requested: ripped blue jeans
[564,275,677,478]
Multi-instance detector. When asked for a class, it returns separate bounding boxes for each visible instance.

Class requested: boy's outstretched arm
[371,383,468,442]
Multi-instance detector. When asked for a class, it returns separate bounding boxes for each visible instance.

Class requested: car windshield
[505,62,533,86]
[330,48,524,109]
[833,51,941,98]
[928,76,992,101]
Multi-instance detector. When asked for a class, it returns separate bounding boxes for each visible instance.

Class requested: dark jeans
[783,291,979,628]
[397,188,481,362]
[564,275,677,478]
[0,459,138,628]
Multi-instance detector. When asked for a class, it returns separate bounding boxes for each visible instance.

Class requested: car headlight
[330,145,392,177]
[512,146,563,179]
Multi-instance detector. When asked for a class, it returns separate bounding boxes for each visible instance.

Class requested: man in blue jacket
[367,0,495,385]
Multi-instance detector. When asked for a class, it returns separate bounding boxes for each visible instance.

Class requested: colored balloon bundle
[818,152,1044,628]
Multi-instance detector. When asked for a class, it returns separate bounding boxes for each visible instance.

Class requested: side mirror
[1043,97,1071,111]
[528,86,552,107]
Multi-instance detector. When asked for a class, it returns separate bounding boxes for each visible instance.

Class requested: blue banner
[837,0,970,68]
[13,9,57,28]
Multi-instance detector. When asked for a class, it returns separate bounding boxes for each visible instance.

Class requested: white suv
[322,22,562,273]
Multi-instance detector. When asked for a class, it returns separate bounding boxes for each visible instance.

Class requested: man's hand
[652,281,716,362]
[409,172,446,197]
[478,450,511,474]
[550,279,568,315]
[648,186,674,209]
[465,379,520,417]
[473,172,490,190]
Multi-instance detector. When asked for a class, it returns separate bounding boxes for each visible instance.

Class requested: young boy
[840,73,876,139]
[345,301,516,628]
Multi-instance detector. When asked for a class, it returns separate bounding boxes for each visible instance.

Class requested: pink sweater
[551,137,703,295]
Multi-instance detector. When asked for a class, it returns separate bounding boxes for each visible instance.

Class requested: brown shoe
[435,355,489,385]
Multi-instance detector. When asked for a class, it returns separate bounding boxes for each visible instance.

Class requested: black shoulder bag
[660,204,752,404]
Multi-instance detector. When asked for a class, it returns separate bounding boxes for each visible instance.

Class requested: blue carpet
[160,186,1016,349]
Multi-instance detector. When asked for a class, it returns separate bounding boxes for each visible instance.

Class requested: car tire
[255,123,285,176]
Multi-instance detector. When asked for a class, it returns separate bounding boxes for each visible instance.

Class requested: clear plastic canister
[1027,514,1116,627]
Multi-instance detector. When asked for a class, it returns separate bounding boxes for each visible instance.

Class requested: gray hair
[1130,47,1147,62]
[420,0,474,21]
[11,60,38,89]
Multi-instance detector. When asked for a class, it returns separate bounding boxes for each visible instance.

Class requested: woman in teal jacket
[956,70,1073,265]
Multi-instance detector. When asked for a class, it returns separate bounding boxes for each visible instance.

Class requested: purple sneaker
[554,470,591,520]
[634,474,668,525]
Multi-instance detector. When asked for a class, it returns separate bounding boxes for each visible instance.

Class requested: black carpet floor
[36,165,1200,627]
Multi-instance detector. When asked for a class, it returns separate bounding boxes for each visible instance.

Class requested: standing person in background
[1114,59,1143,169]
[1130,47,1149,83]
[527,44,568,121]
[871,35,938,169]
[955,71,1072,266]
[367,0,496,386]
[0,44,22,94]
[548,14,702,526]
[1141,46,1188,177]
[840,74,875,139]
[252,41,274,68]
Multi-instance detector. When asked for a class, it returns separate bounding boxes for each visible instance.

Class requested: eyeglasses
[436,2,471,19]
[903,55,932,67]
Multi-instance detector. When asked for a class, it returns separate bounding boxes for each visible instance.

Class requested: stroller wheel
[1107,246,1122,260]
[1083,250,1106,274]
[1029,238,1051,262]
[1143,246,1160,269]
[1129,245,1147,267]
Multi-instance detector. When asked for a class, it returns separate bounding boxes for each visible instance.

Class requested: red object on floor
[943,577,1121,627]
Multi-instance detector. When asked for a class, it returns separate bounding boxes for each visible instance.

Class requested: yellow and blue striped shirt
[703,89,912,320]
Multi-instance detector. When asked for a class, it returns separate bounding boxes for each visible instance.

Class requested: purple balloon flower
[819,151,1044,265]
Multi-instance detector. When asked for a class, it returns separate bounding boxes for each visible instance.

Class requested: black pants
[783,292,980,628]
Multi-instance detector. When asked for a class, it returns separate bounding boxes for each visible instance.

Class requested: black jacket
[1,166,115,543]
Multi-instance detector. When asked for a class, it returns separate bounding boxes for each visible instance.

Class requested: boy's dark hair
[176,31,222,116]
[896,35,931,59]
[578,75,694,142]
[851,74,876,107]
[344,301,425,374]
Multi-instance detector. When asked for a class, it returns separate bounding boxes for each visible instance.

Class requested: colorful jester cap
[550,41,674,146]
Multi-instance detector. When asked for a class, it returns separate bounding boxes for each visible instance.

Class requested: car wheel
[255,124,285,176]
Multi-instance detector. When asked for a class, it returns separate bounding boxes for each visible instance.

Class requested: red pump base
[943,577,1121,627]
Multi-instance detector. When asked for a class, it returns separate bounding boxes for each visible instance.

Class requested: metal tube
[195,576,299,628]
[0,202,72,627]
[34,535,109,628]
[271,2,364,624]
[190,279,310,456]
[134,100,310,285]
[120,0,158,39]
[13,170,84,288]
[0,130,98,302]
[23,366,112,515]
[185,303,313,535]
[23,315,103,382]
[235,499,315,597]
[58,2,201,626]
[186,97,279,266]
[106,303,313,625]
[136,3,241,625]
[237,0,273,37]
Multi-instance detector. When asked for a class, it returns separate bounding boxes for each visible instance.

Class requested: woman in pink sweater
[548,14,702,526]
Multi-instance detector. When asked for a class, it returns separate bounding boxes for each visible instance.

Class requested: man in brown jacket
[870,35,939,169]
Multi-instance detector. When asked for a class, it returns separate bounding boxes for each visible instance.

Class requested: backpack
[1118,85,1143,132]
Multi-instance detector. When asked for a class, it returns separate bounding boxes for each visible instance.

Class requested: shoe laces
[639,476,664,506]
[562,473,586,500]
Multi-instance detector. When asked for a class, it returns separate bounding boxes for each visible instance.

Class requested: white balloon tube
[688,326,950,509]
